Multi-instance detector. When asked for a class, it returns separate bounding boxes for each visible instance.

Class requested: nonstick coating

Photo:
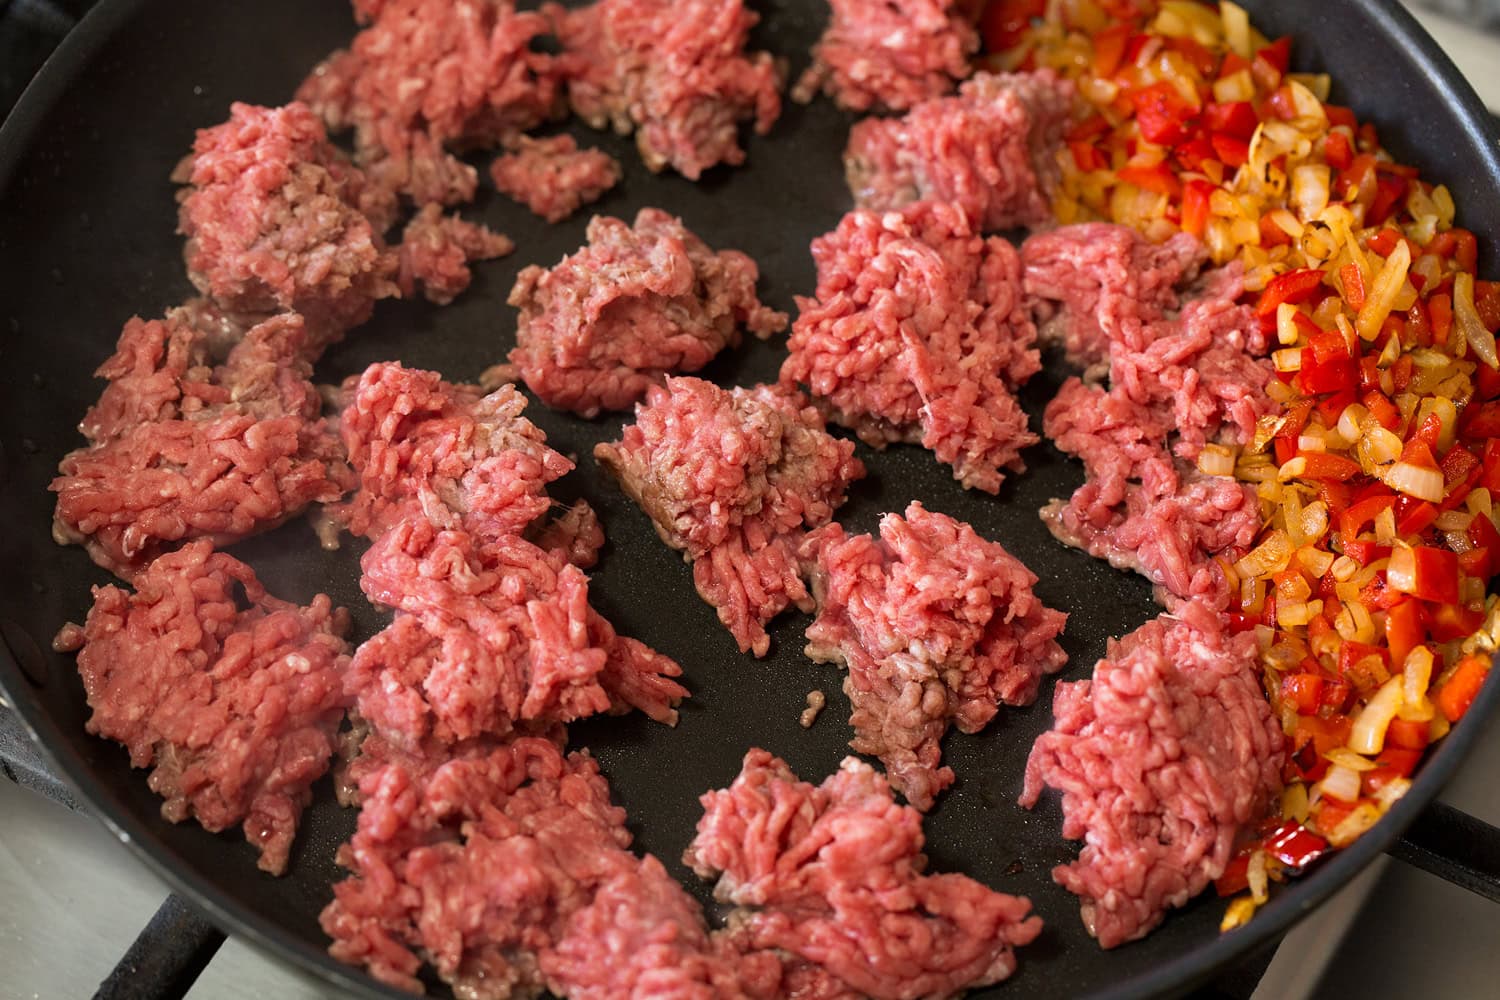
[2,1,1499,998]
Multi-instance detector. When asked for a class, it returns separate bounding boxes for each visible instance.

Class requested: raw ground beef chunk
[845,69,1074,231]
[799,503,1067,810]
[352,517,686,748]
[546,0,782,178]
[1033,226,1274,607]
[506,208,788,417]
[62,541,351,875]
[489,134,622,223]
[396,203,513,306]
[1022,222,1208,370]
[781,200,1039,493]
[296,0,566,206]
[793,0,977,112]
[322,737,772,998]
[1020,604,1285,949]
[52,313,353,579]
[176,101,399,351]
[686,749,1044,999]
[335,362,574,543]
[594,377,865,657]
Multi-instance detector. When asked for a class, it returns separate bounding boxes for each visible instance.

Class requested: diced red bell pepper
[1299,351,1359,395]
[1467,509,1500,558]
[1339,640,1389,679]
[1316,389,1358,425]
[1364,748,1423,794]
[1429,228,1479,275]
[1266,85,1299,122]
[1387,717,1432,750]
[1264,821,1329,869]
[1324,129,1354,170]
[1091,23,1134,78]
[1429,292,1454,346]
[1215,851,1251,896]
[1297,451,1362,481]
[1168,35,1219,77]
[1204,100,1260,141]
[1341,262,1367,310]
[1459,547,1491,580]
[1385,598,1424,670]
[1481,439,1500,494]
[1342,539,1390,565]
[980,0,1047,53]
[1226,611,1258,634]
[1253,36,1292,89]
[1134,82,1199,146]
[1367,228,1415,259]
[1281,673,1324,714]
[1370,174,1410,226]
[1174,135,1217,172]
[1324,104,1358,130]
[1117,162,1182,196]
[1307,325,1350,362]
[1070,140,1109,172]
[1436,653,1491,721]
[1441,445,1481,508]
[1398,545,1461,605]
[1295,713,1353,756]
[1260,213,1293,248]
[1340,493,1397,541]
[1363,390,1401,430]
[1475,281,1500,333]
[1462,401,1500,440]
[1257,268,1326,316]
[1395,498,1438,536]
[1321,679,1354,715]
[1181,179,1215,237]
[1407,415,1444,457]
[1314,795,1359,835]
[1427,601,1485,642]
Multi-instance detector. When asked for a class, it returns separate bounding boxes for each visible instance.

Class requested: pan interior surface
[2,1,1499,998]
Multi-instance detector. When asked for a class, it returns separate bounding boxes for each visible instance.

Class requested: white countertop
[4,5,1500,999]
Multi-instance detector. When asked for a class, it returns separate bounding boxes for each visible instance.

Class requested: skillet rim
[2,0,1499,997]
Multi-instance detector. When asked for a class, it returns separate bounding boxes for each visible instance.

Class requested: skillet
[2,1,1499,997]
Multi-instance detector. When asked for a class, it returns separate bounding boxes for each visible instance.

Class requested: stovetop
[3,2,1499,999]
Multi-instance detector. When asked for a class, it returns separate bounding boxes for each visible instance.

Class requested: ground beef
[506,208,788,417]
[546,0,782,178]
[296,0,566,205]
[1022,222,1208,371]
[1036,233,1274,607]
[335,362,574,544]
[594,377,865,657]
[396,203,513,306]
[176,101,399,352]
[1020,603,1285,949]
[781,200,1038,493]
[352,517,686,750]
[792,0,977,112]
[489,134,622,223]
[526,498,606,571]
[52,314,353,578]
[686,749,1044,998]
[67,541,350,874]
[798,503,1067,810]
[322,736,771,998]
[845,69,1074,231]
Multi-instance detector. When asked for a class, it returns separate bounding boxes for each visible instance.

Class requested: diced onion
[1320,764,1362,802]
[1236,530,1293,578]
[1375,778,1412,810]
[1434,510,1473,533]
[1455,272,1500,370]
[1349,675,1405,753]
[1382,461,1445,502]
[1221,1,1252,57]
[1327,803,1382,847]
[1326,748,1377,772]
[1282,782,1311,823]
[1400,646,1436,722]
[1277,302,1300,345]
[1247,850,1270,903]
[1292,164,1331,221]
[1356,239,1412,340]
[1198,444,1237,477]
[1221,897,1258,932]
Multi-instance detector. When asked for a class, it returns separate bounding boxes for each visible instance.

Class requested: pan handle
[93,893,226,1000]
[1387,800,1500,903]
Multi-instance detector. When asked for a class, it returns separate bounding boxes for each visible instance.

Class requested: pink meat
[594,378,864,657]
[334,362,574,544]
[296,0,566,205]
[352,517,686,748]
[845,69,1074,230]
[793,0,977,112]
[781,200,1038,493]
[489,134,622,223]
[176,102,399,351]
[66,541,350,875]
[686,749,1044,998]
[1020,605,1285,949]
[1021,222,1208,370]
[52,314,353,579]
[322,737,769,998]
[396,203,513,306]
[799,503,1067,810]
[546,0,781,178]
[507,208,788,417]
[1037,234,1274,607]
